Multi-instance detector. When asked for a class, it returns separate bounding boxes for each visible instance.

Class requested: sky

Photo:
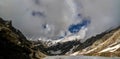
[0,0,120,41]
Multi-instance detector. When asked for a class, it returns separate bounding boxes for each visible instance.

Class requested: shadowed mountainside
[0,18,46,59]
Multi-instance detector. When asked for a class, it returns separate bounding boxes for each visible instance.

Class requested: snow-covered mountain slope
[37,27,87,47]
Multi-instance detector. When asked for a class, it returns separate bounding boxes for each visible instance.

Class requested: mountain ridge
[0,17,120,59]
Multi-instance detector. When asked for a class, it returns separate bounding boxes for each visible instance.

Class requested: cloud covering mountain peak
[0,0,120,41]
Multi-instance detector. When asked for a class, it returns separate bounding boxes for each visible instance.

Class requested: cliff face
[0,18,46,59]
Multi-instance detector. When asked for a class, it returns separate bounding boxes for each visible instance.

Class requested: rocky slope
[71,26,120,57]
[0,18,46,59]
[0,17,120,59]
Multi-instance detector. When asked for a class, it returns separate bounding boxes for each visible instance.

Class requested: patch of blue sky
[68,18,90,34]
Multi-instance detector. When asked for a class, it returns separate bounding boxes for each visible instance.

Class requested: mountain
[33,24,120,57]
[0,17,120,59]
[71,26,120,56]
[0,18,46,59]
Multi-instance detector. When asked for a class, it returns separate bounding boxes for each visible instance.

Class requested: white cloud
[0,0,120,41]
